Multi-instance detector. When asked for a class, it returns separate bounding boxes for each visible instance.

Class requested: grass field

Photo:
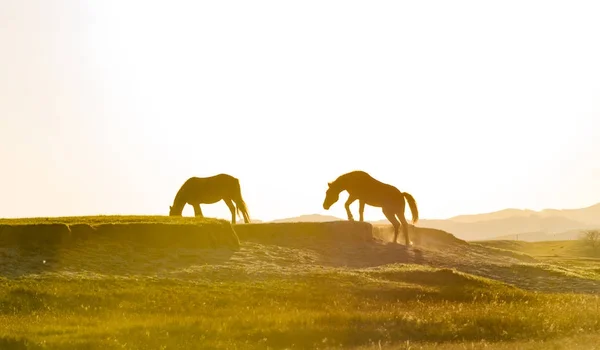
[477,239,600,260]
[0,215,227,226]
[1,216,599,349]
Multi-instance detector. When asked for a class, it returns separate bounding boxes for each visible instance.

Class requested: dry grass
[0,217,240,255]
[0,215,226,226]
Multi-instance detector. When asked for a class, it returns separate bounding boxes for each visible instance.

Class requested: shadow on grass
[0,336,42,350]
[0,222,238,278]
[0,243,237,278]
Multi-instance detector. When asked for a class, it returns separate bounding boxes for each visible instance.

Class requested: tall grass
[1,265,599,349]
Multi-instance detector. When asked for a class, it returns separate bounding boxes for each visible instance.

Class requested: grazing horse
[169,174,250,224]
[322,170,419,246]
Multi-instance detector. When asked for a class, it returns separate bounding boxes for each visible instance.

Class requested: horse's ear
[328,182,332,187]
[169,206,172,210]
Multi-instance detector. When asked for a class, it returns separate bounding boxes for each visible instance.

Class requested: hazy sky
[1,1,599,221]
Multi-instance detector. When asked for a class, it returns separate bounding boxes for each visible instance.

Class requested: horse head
[322,182,340,210]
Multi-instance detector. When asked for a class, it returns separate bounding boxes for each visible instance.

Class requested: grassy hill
[1,216,599,349]
[477,239,600,260]
[484,229,587,242]
[0,215,227,226]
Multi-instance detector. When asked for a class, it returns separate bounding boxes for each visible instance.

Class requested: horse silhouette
[322,170,419,246]
[169,174,250,224]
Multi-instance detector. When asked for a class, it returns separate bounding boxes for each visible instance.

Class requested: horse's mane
[333,170,371,184]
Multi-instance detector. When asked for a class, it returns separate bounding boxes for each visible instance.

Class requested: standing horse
[322,170,419,246]
[169,174,251,224]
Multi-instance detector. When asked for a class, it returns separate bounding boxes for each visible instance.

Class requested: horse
[322,170,419,246]
[169,174,251,224]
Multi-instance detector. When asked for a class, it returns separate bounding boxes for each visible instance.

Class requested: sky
[1,1,599,222]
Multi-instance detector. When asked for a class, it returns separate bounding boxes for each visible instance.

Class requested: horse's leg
[382,207,401,243]
[344,195,357,221]
[397,213,412,247]
[192,204,204,217]
[224,199,236,224]
[358,200,365,222]
[395,200,412,246]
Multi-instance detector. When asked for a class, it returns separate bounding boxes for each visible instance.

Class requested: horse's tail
[402,192,419,224]
[232,179,251,223]
[234,198,251,224]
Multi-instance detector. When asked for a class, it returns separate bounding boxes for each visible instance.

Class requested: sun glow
[1,1,599,221]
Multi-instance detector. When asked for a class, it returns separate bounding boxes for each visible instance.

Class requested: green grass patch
[478,240,600,259]
[476,240,600,284]
[1,265,599,349]
[0,215,227,226]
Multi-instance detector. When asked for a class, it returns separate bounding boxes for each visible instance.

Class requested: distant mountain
[371,202,600,241]
[543,203,600,226]
[448,208,538,223]
[448,203,600,226]
[267,203,600,242]
[421,215,588,241]
[269,214,344,223]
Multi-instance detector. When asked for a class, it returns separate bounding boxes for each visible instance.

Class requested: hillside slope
[2,217,600,349]
[1,217,598,294]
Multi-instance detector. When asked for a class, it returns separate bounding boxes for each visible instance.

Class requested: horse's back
[185,174,240,193]
[214,173,239,182]
[340,170,374,183]
[346,170,371,178]
[185,173,238,184]
[344,170,402,196]
[344,170,385,186]
[178,174,241,203]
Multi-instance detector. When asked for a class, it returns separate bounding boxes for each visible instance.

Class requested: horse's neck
[332,178,350,194]
[172,187,188,211]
